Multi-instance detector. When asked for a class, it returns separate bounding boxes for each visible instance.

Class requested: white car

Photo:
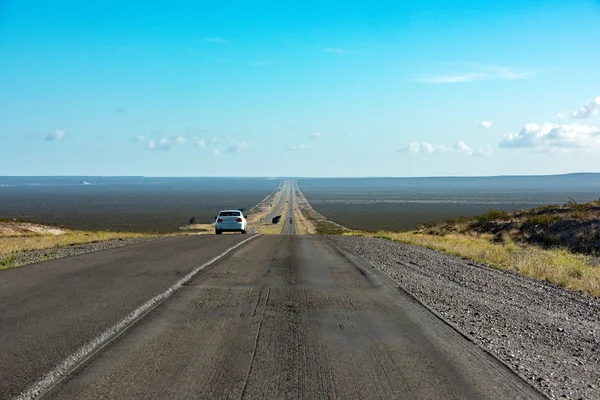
[215,210,248,234]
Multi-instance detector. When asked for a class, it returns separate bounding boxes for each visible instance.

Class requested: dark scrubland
[298,174,600,232]
[0,177,279,233]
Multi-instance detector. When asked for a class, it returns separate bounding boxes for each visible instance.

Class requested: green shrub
[570,211,585,220]
[475,209,510,222]
[567,198,592,212]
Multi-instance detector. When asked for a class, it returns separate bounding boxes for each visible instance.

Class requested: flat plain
[0,177,280,233]
[298,174,600,231]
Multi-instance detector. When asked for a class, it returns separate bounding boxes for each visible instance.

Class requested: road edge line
[15,234,262,400]
[325,237,550,399]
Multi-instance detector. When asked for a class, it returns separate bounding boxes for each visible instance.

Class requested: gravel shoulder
[331,235,600,400]
[2,236,163,269]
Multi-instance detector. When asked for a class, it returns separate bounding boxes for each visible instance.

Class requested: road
[261,179,296,235]
[0,235,251,400]
[261,180,290,225]
[281,180,296,235]
[1,235,542,399]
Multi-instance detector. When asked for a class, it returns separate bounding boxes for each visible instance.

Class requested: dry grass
[294,186,346,235]
[345,230,600,297]
[292,202,314,235]
[179,223,215,234]
[0,230,158,259]
[247,187,285,224]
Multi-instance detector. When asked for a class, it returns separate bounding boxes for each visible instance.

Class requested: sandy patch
[0,222,67,237]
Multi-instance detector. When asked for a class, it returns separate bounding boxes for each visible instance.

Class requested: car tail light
[236,218,243,222]
[217,218,223,223]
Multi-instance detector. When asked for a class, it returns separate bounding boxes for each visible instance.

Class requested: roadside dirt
[0,222,66,236]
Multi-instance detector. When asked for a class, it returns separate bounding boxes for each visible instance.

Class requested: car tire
[241,229,247,234]
[215,229,222,235]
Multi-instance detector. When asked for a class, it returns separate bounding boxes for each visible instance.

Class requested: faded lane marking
[15,234,262,400]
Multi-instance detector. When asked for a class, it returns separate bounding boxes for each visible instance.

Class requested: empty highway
[0,232,543,399]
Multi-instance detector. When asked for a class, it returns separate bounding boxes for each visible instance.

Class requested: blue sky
[1,0,599,177]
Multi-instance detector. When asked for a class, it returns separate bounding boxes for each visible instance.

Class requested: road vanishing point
[0,180,544,399]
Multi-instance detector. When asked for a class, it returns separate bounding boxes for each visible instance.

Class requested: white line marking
[15,234,261,400]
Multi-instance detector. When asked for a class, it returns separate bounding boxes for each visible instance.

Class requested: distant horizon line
[1,172,600,179]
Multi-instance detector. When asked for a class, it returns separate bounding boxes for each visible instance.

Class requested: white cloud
[413,65,537,84]
[565,96,600,119]
[212,148,221,156]
[414,72,488,84]
[225,141,248,153]
[170,135,186,144]
[499,123,600,151]
[42,130,66,141]
[146,138,171,151]
[479,121,493,128]
[209,137,219,145]
[323,48,345,54]
[135,135,147,142]
[454,140,473,155]
[400,140,492,156]
[196,139,206,148]
[145,134,187,151]
[286,144,309,151]
[309,132,323,139]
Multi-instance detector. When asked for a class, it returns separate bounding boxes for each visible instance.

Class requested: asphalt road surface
[281,181,296,235]
[0,234,251,400]
[262,180,290,224]
[1,235,543,399]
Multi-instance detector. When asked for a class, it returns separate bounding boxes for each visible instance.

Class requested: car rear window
[219,211,241,216]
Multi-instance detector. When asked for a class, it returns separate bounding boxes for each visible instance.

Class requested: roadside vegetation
[0,221,161,271]
[344,199,600,297]
[294,187,347,235]
[424,199,600,255]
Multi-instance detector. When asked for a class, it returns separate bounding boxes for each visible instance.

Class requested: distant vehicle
[215,210,247,234]
[289,217,293,224]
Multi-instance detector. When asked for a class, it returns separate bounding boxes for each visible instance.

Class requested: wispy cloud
[41,130,66,142]
[204,37,225,43]
[226,141,249,153]
[212,148,221,156]
[479,121,493,128]
[414,72,488,84]
[134,135,147,142]
[250,61,272,67]
[499,123,600,152]
[309,132,323,139]
[286,144,309,151]
[413,65,537,84]
[399,140,492,156]
[563,96,600,119]
[323,48,345,54]
[196,139,206,148]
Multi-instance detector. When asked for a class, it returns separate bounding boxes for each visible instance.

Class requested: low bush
[475,209,511,222]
